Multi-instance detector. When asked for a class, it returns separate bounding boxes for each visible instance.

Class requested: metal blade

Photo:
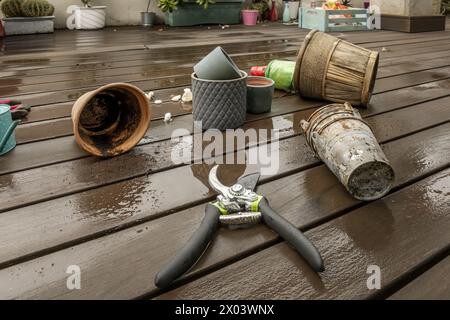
[208,165,229,196]
[237,172,260,192]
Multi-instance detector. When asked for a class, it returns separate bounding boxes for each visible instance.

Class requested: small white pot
[74,6,107,30]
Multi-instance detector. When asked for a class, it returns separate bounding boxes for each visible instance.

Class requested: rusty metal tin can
[301,102,395,201]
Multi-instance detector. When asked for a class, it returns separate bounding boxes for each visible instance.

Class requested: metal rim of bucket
[302,103,373,153]
[303,103,354,147]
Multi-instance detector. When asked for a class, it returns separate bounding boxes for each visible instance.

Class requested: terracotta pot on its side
[71,83,150,157]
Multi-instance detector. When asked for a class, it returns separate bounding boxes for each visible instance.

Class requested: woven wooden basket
[293,30,379,107]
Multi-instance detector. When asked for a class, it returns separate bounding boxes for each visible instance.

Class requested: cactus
[1,0,24,17]
[21,0,54,17]
[81,0,92,7]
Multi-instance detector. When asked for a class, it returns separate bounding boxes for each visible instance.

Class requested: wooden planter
[380,14,446,32]
[371,0,445,32]
[2,16,55,36]
[165,0,243,26]
[293,30,379,107]
[299,8,369,32]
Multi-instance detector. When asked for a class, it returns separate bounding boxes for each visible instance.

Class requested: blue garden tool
[0,104,20,156]
[155,165,324,289]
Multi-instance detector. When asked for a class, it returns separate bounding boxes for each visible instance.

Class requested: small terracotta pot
[71,83,150,157]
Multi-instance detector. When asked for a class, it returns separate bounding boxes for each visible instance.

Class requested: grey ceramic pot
[246,76,275,114]
[192,70,247,130]
[193,46,241,81]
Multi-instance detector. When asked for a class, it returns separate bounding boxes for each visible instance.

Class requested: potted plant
[241,8,259,25]
[142,0,156,26]
[72,0,107,30]
[242,0,269,25]
[1,0,55,36]
[158,0,244,26]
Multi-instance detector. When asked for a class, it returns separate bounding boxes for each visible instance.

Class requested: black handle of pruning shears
[259,197,325,272]
[154,204,221,289]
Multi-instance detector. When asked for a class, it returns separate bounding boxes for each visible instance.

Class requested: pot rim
[192,70,248,82]
[246,76,275,88]
[72,82,150,157]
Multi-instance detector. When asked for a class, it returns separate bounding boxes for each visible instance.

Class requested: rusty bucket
[71,83,151,157]
[301,102,394,201]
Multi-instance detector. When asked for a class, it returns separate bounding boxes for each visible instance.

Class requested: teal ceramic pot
[0,104,19,156]
[246,76,275,114]
[193,46,241,80]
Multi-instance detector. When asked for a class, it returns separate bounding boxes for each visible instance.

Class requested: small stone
[171,95,181,102]
[146,91,154,100]
[182,88,192,103]
[164,113,173,122]
[154,100,162,104]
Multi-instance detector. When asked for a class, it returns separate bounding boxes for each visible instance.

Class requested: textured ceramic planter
[246,76,275,114]
[165,0,243,26]
[3,16,55,36]
[192,71,247,130]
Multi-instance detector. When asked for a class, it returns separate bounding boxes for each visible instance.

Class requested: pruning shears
[155,165,324,289]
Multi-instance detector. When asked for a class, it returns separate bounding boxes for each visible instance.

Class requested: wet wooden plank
[2,75,449,178]
[2,33,448,85]
[0,98,448,275]
[1,94,312,175]
[158,168,450,300]
[12,55,450,145]
[4,87,450,214]
[16,47,450,126]
[3,43,449,99]
[389,256,450,300]
[4,36,449,108]
[0,52,295,97]
[3,36,450,85]
[0,123,448,299]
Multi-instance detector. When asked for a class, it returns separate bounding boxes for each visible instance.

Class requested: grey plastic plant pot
[192,70,247,131]
[141,12,155,26]
[246,76,275,114]
[193,46,241,81]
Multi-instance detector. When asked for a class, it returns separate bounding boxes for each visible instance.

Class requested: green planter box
[165,0,243,26]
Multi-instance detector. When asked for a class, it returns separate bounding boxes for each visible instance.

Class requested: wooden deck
[0,20,449,300]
